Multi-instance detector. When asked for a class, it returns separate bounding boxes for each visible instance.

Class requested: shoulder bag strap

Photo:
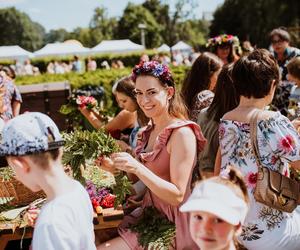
[250,110,263,169]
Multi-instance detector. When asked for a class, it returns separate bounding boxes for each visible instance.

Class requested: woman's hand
[78,106,91,118]
[95,156,119,175]
[111,152,142,174]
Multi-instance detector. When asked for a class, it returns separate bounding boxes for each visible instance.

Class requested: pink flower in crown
[245,172,257,189]
[278,135,295,153]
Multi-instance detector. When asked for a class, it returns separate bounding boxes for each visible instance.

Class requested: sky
[0,0,224,32]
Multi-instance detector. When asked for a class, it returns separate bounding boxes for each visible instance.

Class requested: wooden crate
[18,82,71,131]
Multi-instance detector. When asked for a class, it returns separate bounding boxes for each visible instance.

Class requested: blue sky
[0,0,224,31]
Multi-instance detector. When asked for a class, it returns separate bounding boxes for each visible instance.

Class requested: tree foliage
[117,3,162,48]
[210,0,300,47]
[0,7,45,51]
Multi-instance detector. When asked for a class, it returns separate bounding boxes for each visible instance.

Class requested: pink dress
[118,120,206,250]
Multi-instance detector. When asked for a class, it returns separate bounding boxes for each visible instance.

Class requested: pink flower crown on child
[206,34,239,48]
[131,61,174,86]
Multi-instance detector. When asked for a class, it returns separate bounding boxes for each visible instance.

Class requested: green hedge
[15,66,189,114]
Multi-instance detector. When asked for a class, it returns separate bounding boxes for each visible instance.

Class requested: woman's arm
[12,100,21,117]
[79,107,136,132]
[112,126,197,206]
[214,147,221,176]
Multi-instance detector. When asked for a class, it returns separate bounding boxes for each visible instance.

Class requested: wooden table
[0,210,123,250]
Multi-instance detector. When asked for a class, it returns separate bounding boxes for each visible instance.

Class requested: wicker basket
[0,177,45,206]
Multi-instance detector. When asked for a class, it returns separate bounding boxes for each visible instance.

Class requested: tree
[89,7,118,46]
[117,3,162,48]
[210,0,300,47]
[45,28,71,43]
[0,7,45,51]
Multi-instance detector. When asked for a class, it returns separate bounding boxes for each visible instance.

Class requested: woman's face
[189,211,237,250]
[115,91,137,112]
[216,45,231,61]
[271,35,289,55]
[134,75,172,119]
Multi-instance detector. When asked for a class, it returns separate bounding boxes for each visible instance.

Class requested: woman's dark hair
[270,27,290,42]
[232,49,280,98]
[181,52,223,114]
[207,63,239,122]
[115,76,149,126]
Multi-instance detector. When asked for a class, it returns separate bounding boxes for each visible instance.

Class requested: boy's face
[287,73,300,86]
[7,156,42,192]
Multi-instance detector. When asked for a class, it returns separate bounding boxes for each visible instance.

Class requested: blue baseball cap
[0,112,64,156]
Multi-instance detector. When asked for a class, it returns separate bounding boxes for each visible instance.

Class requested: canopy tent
[0,45,33,60]
[33,40,90,58]
[157,44,170,52]
[171,41,192,51]
[91,39,144,54]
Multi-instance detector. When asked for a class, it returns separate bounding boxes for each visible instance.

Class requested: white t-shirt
[32,180,96,250]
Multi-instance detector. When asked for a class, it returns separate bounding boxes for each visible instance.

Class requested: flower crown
[131,61,174,86]
[206,34,239,48]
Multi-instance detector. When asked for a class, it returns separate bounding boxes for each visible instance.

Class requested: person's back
[0,112,96,250]
[217,49,300,250]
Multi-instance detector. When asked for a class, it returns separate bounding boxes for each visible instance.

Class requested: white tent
[157,44,170,52]
[91,39,144,54]
[0,45,33,60]
[171,41,192,51]
[34,40,90,58]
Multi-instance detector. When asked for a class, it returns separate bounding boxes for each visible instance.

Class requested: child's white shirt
[32,180,96,250]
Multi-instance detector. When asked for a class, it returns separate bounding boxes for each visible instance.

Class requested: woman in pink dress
[97,61,206,250]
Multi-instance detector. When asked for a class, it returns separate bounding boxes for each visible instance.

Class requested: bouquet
[76,95,97,110]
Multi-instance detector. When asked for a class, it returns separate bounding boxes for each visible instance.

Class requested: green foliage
[210,0,300,47]
[117,3,162,48]
[0,7,45,51]
[62,129,120,183]
[129,206,176,249]
[62,129,132,207]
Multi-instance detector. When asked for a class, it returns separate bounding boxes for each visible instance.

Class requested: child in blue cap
[0,112,96,250]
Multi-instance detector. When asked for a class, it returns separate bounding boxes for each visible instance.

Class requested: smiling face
[216,45,231,62]
[134,75,173,119]
[189,211,237,250]
[115,91,137,112]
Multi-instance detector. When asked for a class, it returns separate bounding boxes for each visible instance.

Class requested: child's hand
[24,206,40,227]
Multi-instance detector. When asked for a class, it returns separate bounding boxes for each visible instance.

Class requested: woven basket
[0,177,45,206]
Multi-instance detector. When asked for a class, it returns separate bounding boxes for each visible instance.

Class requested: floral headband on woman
[206,34,240,48]
[131,61,174,86]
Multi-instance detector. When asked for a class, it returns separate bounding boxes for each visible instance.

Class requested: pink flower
[278,135,295,153]
[245,172,257,189]
[76,95,97,109]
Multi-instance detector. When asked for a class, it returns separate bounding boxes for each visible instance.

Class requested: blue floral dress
[219,112,300,250]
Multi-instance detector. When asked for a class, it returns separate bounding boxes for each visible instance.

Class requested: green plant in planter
[62,129,132,207]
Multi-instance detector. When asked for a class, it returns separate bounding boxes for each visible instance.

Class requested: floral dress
[219,112,300,250]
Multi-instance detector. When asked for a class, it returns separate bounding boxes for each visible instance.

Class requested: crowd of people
[1,26,300,250]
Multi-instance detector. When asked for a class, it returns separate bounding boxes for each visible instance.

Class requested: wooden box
[18,81,71,131]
